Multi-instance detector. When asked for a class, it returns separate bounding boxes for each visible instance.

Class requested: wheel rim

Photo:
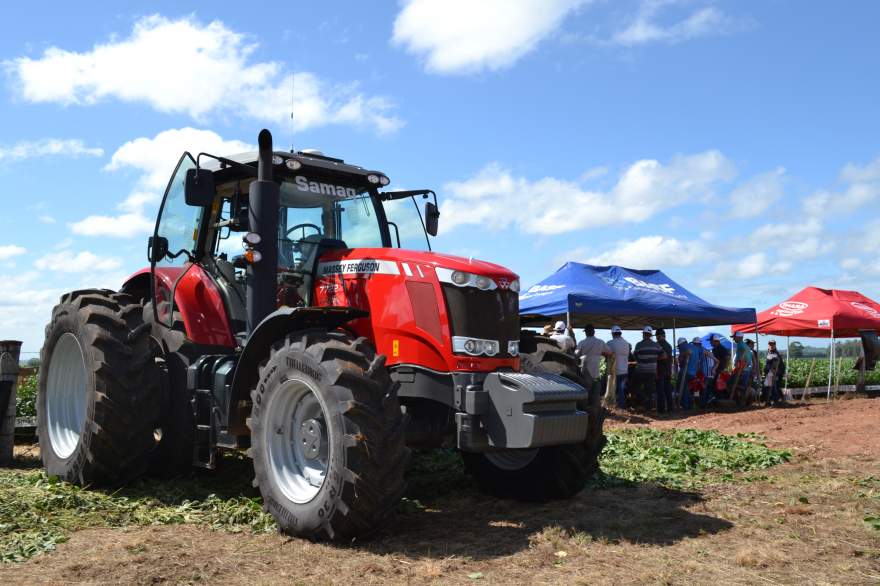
[486,448,540,471]
[45,333,88,459]
[265,378,329,504]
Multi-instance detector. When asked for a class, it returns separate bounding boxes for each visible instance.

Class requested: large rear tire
[248,330,409,540]
[38,289,160,485]
[463,333,606,500]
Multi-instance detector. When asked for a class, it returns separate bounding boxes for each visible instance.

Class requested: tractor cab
[149,148,439,336]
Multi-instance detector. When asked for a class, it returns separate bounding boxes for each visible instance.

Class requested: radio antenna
[290,72,296,152]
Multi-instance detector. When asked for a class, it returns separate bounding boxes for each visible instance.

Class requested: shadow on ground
[357,449,733,560]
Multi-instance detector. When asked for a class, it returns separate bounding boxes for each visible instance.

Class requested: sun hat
[611,325,622,334]
[642,326,653,335]
[554,320,566,332]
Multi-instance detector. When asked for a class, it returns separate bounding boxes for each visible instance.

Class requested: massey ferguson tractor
[37,129,605,540]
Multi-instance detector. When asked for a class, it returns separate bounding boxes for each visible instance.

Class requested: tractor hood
[318,247,518,283]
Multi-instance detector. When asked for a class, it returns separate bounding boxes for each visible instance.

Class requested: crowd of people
[542,321,787,414]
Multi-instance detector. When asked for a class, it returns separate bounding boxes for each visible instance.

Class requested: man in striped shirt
[630,326,666,409]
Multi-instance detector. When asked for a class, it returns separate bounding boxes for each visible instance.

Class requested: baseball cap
[712,334,723,341]
[643,326,653,335]
[611,325,622,334]
[677,337,687,345]
[733,331,743,338]
[768,340,777,345]
[656,328,666,336]
[554,320,566,332]
[692,336,702,343]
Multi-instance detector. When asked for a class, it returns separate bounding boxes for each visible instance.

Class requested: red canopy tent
[732,287,880,398]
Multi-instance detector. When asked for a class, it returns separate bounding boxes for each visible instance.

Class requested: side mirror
[185,168,215,206]
[148,236,168,263]
[425,201,440,237]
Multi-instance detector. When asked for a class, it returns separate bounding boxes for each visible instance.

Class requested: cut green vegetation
[598,429,791,489]
[0,429,791,563]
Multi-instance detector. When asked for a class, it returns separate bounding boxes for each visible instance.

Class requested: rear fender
[227,306,368,434]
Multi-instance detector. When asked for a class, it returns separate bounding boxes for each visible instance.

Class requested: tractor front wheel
[248,330,408,540]
[462,332,607,501]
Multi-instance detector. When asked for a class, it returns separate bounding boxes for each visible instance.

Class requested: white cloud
[38,215,56,224]
[68,213,155,238]
[749,217,831,260]
[583,236,707,269]
[840,258,860,270]
[0,138,103,162]
[0,245,26,260]
[441,150,734,234]
[803,155,880,218]
[34,250,122,273]
[611,1,736,46]
[729,167,785,218]
[699,252,790,288]
[5,15,402,134]
[71,128,251,238]
[106,127,253,191]
[392,0,588,74]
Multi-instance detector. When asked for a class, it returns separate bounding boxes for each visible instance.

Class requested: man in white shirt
[606,325,632,408]
[575,324,611,393]
[549,320,575,353]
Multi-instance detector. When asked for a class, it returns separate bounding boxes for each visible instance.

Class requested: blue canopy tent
[520,263,756,330]
[700,332,732,351]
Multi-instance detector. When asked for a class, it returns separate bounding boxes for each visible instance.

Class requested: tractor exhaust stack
[247,129,280,332]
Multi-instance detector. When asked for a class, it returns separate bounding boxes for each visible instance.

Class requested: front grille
[441,284,519,357]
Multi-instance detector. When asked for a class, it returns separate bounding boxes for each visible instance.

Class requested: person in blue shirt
[680,337,704,409]
[732,332,753,402]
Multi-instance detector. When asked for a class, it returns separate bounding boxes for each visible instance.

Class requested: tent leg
[826,329,834,402]
[785,335,790,393]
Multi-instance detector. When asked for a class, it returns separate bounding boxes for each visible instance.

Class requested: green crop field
[783,357,880,388]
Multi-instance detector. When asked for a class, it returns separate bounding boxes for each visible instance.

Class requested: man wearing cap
[575,324,612,396]
[631,326,665,410]
[607,325,631,408]
[763,340,786,406]
[731,332,753,403]
[680,336,705,409]
[704,335,729,407]
[550,320,575,353]
[655,329,674,413]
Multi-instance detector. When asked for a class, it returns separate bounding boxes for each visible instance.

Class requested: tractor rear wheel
[462,333,606,500]
[248,330,408,540]
[38,289,160,485]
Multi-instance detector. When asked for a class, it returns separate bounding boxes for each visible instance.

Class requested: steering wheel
[285,223,322,241]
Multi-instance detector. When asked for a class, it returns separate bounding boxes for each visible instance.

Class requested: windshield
[278,179,384,269]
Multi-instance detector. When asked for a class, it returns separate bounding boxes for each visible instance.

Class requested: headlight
[453,336,501,357]
[509,279,520,293]
[367,174,380,184]
[475,275,492,290]
[272,155,284,165]
[451,270,469,286]
[436,268,498,290]
[508,341,519,356]
[285,158,302,170]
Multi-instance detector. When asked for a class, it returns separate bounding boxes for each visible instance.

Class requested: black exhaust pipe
[247,129,279,332]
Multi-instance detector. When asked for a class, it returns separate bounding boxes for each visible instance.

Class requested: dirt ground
[2,398,879,585]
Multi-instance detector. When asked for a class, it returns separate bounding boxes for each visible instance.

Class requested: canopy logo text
[520,284,564,300]
[771,301,808,317]
[851,301,880,318]
[622,276,676,296]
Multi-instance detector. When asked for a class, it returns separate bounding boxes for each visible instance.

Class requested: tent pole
[672,318,677,401]
[785,335,790,392]
[826,328,834,401]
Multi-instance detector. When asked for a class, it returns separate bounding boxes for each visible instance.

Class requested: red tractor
[38,130,605,539]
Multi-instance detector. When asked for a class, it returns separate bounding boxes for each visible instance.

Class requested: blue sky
[1,0,879,355]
